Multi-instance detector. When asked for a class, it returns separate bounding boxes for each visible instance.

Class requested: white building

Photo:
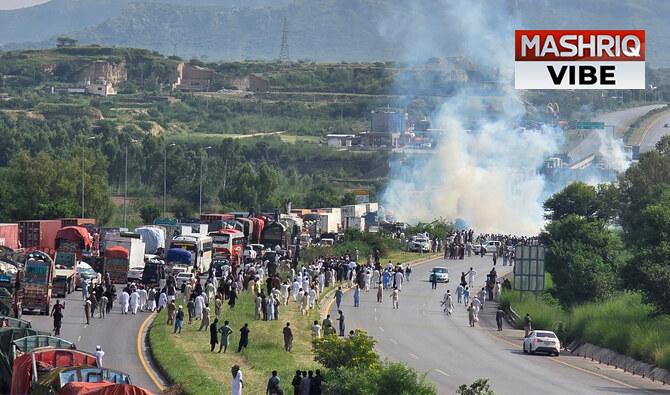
[326,134,356,148]
[86,81,116,96]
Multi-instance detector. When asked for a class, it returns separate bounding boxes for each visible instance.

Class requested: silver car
[429,267,449,283]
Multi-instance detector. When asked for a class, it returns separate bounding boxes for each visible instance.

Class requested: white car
[475,240,501,255]
[429,267,449,283]
[175,272,194,289]
[407,236,430,252]
[523,330,561,356]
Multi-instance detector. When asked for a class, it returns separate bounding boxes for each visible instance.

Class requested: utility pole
[81,136,96,218]
[279,17,290,62]
[124,139,139,228]
[164,143,176,218]
[199,146,212,217]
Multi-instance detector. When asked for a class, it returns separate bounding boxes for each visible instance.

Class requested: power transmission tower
[279,17,290,62]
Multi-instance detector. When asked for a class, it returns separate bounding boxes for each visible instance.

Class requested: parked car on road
[75,264,99,290]
[523,330,561,356]
[127,266,144,283]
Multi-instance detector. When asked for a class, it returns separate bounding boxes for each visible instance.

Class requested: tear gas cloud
[381,0,630,235]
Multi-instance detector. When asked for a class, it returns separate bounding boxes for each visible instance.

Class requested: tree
[171,201,193,220]
[139,202,161,224]
[457,379,495,395]
[544,182,597,220]
[313,330,378,370]
[656,134,670,156]
[543,215,624,305]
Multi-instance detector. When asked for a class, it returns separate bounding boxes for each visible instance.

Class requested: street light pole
[124,139,139,228]
[164,143,176,218]
[81,136,96,218]
[199,146,212,218]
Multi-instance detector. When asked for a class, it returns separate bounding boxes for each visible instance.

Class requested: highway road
[638,110,670,153]
[21,291,161,393]
[567,104,663,164]
[329,254,670,395]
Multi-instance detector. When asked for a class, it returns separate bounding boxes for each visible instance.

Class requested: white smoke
[380,0,629,234]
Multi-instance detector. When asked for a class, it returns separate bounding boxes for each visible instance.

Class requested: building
[326,134,356,148]
[232,74,270,92]
[174,63,216,92]
[358,131,399,149]
[86,81,116,96]
[371,109,406,135]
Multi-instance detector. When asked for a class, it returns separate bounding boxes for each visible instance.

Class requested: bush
[313,330,378,370]
[323,361,436,395]
[457,379,495,395]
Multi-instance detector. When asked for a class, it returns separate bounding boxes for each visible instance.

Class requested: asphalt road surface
[638,110,670,153]
[567,105,663,164]
[22,290,159,393]
[330,254,668,395]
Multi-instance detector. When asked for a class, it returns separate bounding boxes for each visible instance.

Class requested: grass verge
[149,291,322,394]
[501,287,670,370]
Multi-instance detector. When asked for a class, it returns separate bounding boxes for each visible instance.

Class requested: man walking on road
[84,298,91,325]
[524,313,533,337]
[95,345,104,367]
[496,307,505,331]
[456,284,464,304]
[467,268,476,290]
[335,287,343,309]
[442,290,454,315]
[353,285,360,307]
[391,286,399,309]
[337,310,345,336]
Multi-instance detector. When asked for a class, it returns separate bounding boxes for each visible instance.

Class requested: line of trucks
[0,203,384,317]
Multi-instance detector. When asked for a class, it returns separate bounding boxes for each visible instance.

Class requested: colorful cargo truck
[22,251,54,315]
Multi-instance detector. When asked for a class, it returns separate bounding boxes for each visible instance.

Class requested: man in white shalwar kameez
[291,279,300,303]
[139,287,148,312]
[231,365,243,395]
[194,294,205,320]
[130,290,140,315]
[119,291,130,315]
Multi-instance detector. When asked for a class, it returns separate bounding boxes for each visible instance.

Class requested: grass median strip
[150,291,323,394]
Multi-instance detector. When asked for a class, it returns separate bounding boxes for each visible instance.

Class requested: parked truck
[103,246,130,285]
[53,226,91,297]
[17,220,61,256]
[22,251,54,315]
[103,233,146,284]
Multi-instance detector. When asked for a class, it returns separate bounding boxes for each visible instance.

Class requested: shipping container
[60,218,96,227]
[17,220,62,255]
[0,224,19,250]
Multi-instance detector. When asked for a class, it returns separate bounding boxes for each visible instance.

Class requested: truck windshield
[25,263,49,285]
[55,252,76,269]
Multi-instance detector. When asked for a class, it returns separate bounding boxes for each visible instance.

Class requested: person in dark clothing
[430,272,437,289]
[209,318,219,351]
[460,272,467,287]
[291,370,301,395]
[267,370,282,395]
[337,310,345,336]
[228,289,237,308]
[310,369,322,395]
[238,323,250,352]
[495,308,504,331]
[298,371,310,395]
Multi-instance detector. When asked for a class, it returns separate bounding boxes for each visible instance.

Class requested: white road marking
[378,326,385,332]
[374,316,378,321]
[374,308,377,312]
[389,338,398,345]
[408,352,419,360]
[77,335,81,342]
[435,369,450,377]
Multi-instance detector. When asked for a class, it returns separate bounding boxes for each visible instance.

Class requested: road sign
[353,189,370,204]
[575,121,605,130]
[513,245,546,292]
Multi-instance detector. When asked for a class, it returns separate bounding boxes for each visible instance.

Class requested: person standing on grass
[283,322,293,352]
[291,278,300,303]
[281,280,290,305]
[231,365,243,395]
[199,304,210,331]
[311,320,321,340]
[174,306,184,334]
[524,313,532,337]
[218,320,233,353]
[298,371,310,395]
[311,369,322,395]
[335,287,343,309]
[267,370,282,395]
[210,318,219,352]
[337,310,345,336]
[322,315,332,335]
[291,370,301,395]
[301,291,309,316]
[238,323,250,352]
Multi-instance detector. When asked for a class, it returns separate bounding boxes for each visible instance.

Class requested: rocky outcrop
[78,60,127,85]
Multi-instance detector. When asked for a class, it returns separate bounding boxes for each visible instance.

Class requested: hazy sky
[0,0,50,10]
